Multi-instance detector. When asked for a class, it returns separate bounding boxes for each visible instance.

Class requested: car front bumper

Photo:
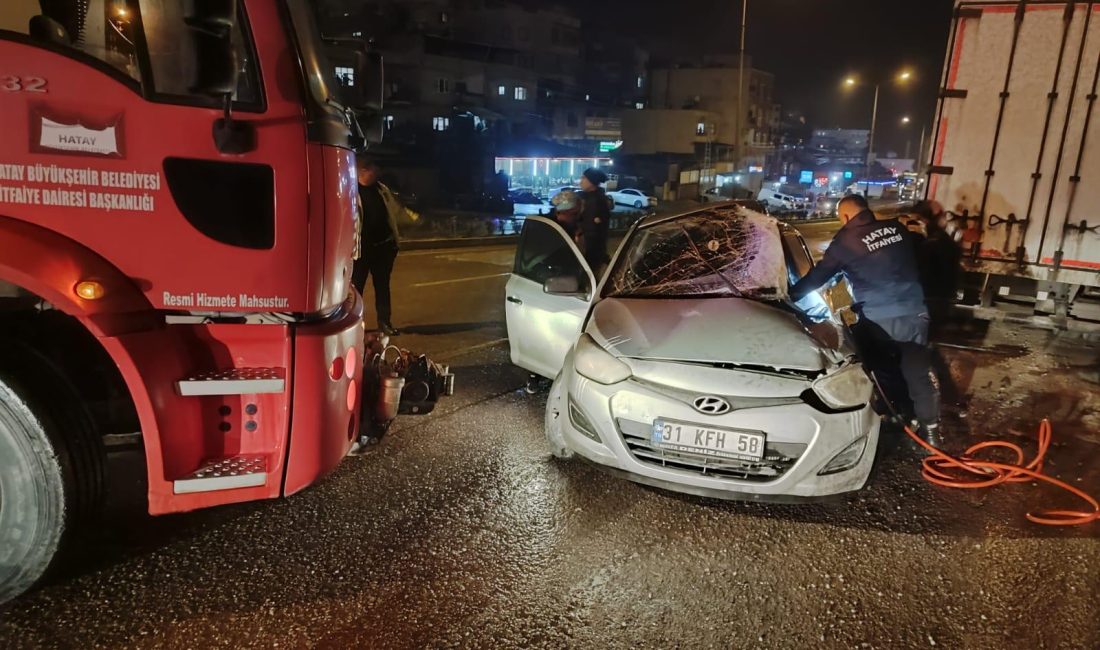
[552,363,881,500]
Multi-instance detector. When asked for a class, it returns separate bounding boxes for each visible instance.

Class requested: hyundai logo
[693,396,731,415]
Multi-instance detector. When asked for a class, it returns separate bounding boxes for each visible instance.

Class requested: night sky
[566,0,956,154]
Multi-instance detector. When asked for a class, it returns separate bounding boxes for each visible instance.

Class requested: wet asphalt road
[1,225,1098,649]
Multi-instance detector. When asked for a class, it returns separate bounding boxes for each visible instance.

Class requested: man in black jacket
[354,160,403,336]
[791,194,941,435]
[577,168,612,273]
[911,200,962,337]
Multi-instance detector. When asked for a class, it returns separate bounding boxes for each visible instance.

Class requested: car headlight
[574,333,632,385]
[810,363,872,410]
[818,436,868,475]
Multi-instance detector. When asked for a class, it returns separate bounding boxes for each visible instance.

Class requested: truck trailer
[929,0,1100,321]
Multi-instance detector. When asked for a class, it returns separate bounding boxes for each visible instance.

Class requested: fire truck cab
[0,0,390,603]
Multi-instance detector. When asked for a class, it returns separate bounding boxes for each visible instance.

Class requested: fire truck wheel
[0,347,103,605]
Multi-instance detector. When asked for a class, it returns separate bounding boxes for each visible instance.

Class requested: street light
[842,68,914,192]
[901,116,911,124]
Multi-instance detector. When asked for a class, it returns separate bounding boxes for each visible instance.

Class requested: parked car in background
[548,186,580,201]
[509,189,551,216]
[504,206,877,501]
[700,187,727,203]
[756,189,808,212]
[609,188,659,209]
[509,189,543,204]
[813,195,838,217]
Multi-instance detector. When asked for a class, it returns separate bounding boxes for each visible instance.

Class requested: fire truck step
[176,368,286,396]
[173,455,268,494]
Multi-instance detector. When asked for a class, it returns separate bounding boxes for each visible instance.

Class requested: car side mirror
[544,275,584,297]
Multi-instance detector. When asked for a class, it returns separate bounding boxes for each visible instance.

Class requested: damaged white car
[505,206,880,500]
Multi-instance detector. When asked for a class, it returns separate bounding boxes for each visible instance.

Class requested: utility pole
[916,122,927,170]
[735,0,747,172]
[865,83,879,194]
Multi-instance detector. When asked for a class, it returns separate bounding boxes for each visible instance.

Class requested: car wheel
[633,200,643,209]
[0,347,102,605]
[544,373,574,460]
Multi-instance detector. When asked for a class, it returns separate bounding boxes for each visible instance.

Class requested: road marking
[413,272,509,288]
[402,245,514,257]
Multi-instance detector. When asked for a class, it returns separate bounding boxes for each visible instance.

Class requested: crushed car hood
[589,297,831,372]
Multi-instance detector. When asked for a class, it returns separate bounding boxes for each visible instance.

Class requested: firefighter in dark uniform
[790,194,941,437]
[577,168,612,273]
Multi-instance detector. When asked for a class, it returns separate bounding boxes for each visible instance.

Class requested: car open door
[505,217,597,379]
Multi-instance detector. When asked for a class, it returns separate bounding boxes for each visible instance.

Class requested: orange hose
[904,419,1099,526]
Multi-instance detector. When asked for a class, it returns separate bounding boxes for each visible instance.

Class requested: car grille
[616,418,806,483]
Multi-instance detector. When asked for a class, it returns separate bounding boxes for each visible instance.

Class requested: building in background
[314,1,786,206]
[618,55,780,199]
[808,128,871,166]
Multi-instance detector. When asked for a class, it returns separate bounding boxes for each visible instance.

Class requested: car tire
[0,346,103,605]
[544,373,574,460]
[633,200,643,209]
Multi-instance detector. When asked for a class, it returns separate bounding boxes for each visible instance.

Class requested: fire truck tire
[0,346,104,605]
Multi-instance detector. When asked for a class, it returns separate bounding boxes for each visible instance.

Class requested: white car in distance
[504,206,878,501]
[608,188,659,210]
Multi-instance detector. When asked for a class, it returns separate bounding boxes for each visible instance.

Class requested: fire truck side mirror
[186,2,255,153]
[185,0,237,32]
[189,30,239,97]
[360,51,384,112]
[186,0,239,96]
[359,51,384,144]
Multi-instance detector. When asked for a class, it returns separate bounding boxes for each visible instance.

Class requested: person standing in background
[911,199,962,338]
[354,159,412,336]
[577,168,612,273]
[550,189,582,241]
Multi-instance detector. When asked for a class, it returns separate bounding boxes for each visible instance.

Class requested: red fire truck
[0,1,444,603]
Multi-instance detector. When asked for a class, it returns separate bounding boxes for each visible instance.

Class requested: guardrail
[402,209,650,242]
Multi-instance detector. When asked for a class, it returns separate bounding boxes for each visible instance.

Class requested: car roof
[637,202,785,230]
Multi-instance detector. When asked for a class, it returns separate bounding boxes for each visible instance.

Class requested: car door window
[514,219,591,293]
[781,231,813,281]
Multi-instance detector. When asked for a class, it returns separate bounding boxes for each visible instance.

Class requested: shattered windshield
[606,207,789,300]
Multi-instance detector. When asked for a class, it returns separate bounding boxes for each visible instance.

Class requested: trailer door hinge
[1064,220,1100,235]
